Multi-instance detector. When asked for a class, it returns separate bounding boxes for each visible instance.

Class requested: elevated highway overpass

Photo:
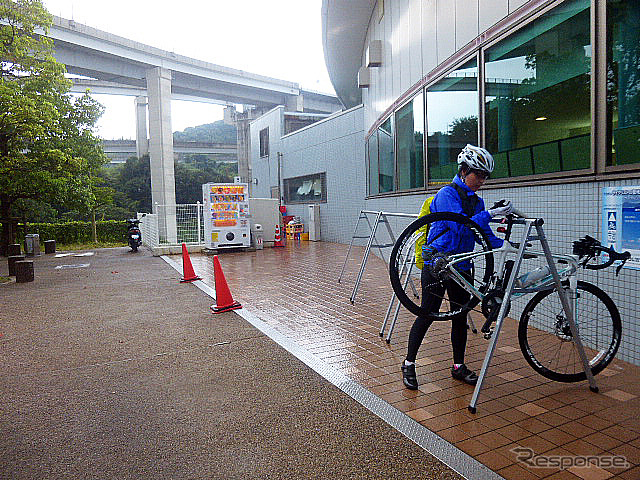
[102,140,237,164]
[44,16,342,242]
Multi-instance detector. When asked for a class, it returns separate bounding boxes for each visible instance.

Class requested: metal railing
[139,203,205,248]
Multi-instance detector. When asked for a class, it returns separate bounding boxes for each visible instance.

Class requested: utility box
[249,198,280,245]
[25,234,40,256]
[308,204,321,241]
[251,224,264,250]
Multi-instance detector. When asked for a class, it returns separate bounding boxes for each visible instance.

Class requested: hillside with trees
[0,0,238,247]
[173,120,237,144]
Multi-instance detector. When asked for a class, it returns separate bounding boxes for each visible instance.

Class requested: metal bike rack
[469,218,598,413]
[338,210,419,305]
[380,240,418,343]
[379,220,478,344]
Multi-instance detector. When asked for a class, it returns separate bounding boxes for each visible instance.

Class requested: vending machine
[202,182,251,249]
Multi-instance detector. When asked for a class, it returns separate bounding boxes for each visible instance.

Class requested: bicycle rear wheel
[518,280,621,383]
[389,212,494,320]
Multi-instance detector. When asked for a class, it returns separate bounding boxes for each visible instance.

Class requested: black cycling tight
[406,268,472,364]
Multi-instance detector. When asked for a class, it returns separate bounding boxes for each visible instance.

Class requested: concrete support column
[146,67,177,243]
[235,112,251,185]
[135,96,149,159]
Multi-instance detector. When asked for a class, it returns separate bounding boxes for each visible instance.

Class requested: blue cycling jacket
[426,175,503,270]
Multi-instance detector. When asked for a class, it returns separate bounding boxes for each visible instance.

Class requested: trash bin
[7,244,21,256]
[44,239,56,254]
[25,234,40,256]
[252,224,264,250]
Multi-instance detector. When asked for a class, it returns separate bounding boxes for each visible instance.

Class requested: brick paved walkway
[178,241,640,480]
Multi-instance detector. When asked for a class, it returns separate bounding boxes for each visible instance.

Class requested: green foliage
[175,161,235,204]
[106,155,152,214]
[0,0,109,247]
[173,120,237,144]
[100,155,236,217]
[24,220,127,245]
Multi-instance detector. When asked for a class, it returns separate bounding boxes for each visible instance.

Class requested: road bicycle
[388,209,630,385]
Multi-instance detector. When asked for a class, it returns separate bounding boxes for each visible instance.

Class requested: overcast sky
[42,0,335,139]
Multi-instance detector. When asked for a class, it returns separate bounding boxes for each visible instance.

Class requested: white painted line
[159,254,503,480]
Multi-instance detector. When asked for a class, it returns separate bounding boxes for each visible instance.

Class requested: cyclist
[401,144,512,389]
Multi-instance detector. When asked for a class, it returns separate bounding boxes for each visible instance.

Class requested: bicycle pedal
[483,329,494,340]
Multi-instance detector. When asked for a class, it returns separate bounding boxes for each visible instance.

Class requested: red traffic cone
[180,243,201,282]
[210,255,242,313]
[274,224,284,247]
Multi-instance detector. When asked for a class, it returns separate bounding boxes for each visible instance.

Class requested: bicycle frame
[445,242,580,303]
[462,217,599,413]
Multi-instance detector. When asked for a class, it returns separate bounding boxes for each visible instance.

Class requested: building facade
[249,0,639,364]
[249,105,366,242]
[319,0,639,364]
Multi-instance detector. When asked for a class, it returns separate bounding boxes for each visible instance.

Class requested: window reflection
[396,93,425,190]
[284,173,327,204]
[427,58,478,186]
[367,133,379,195]
[378,117,395,193]
[607,0,640,166]
[485,0,591,177]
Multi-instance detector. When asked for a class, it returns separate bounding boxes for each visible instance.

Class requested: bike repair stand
[468,218,599,414]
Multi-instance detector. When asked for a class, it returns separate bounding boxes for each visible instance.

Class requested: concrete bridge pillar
[135,96,149,159]
[146,67,177,243]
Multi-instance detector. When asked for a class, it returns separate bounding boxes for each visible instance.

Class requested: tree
[0,0,108,249]
[103,155,235,217]
[175,161,234,204]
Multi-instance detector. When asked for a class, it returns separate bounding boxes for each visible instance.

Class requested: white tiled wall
[279,106,367,244]
[362,180,640,365]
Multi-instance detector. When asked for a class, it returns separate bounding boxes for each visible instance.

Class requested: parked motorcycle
[126,214,146,252]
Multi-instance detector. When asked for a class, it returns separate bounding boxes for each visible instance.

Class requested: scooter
[126,214,146,252]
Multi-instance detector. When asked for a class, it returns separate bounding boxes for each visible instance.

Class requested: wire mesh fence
[139,204,205,248]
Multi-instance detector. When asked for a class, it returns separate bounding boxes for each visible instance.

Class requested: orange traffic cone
[180,243,202,282]
[274,224,284,247]
[210,255,242,313]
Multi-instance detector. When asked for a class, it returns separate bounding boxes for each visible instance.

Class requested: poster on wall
[202,182,251,249]
[602,186,640,270]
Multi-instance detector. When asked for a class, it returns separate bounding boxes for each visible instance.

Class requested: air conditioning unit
[358,67,370,88]
[366,40,383,67]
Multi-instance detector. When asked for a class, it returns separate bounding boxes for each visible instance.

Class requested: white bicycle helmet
[457,144,494,173]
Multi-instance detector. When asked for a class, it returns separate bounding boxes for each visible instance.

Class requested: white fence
[139,203,205,248]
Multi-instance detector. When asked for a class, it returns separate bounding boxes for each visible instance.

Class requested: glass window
[367,133,379,195]
[283,173,327,204]
[484,0,591,177]
[427,58,478,186]
[259,128,269,157]
[378,117,395,193]
[607,0,640,167]
[396,92,425,190]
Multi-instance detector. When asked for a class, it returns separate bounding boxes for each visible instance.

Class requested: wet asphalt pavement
[0,247,462,479]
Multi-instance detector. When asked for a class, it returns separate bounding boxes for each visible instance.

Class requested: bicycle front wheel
[389,212,494,320]
[518,280,621,383]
